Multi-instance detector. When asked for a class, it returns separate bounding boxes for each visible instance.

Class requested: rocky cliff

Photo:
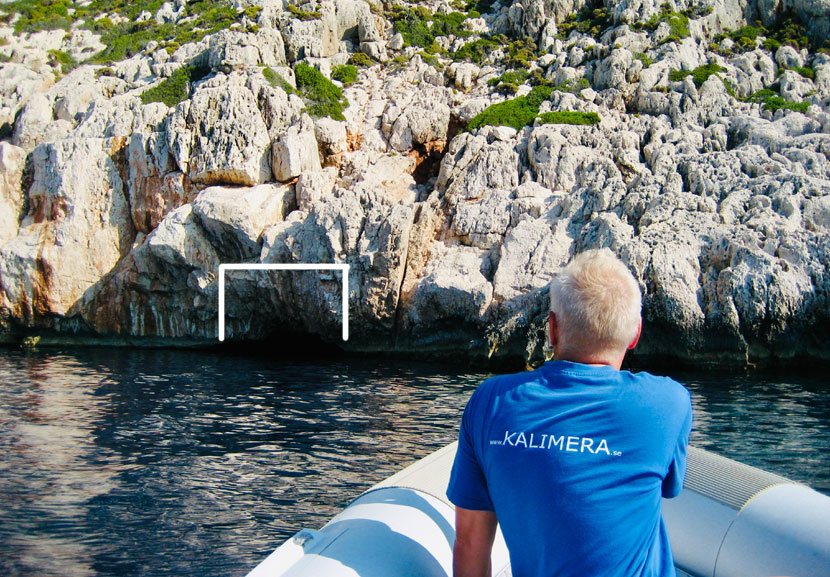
[1,0,830,367]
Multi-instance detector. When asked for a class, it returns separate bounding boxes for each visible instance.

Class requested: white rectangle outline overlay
[217,263,350,342]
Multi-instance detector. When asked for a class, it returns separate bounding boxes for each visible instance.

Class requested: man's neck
[555,350,626,370]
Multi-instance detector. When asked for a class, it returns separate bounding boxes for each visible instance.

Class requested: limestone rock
[0,62,54,134]
[128,132,197,234]
[191,183,295,261]
[2,0,830,366]
[272,115,323,181]
[12,93,70,151]
[314,117,348,167]
[407,243,494,333]
[168,77,272,186]
[208,29,287,71]
[385,86,451,153]
[146,204,220,271]
[257,77,305,140]
[0,143,27,247]
[0,137,135,321]
[297,166,338,211]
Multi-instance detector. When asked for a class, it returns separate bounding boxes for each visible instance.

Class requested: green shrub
[88,16,114,33]
[670,63,728,88]
[553,77,591,93]
[332,64,357,86]
[467,86,552,131]
[539,111,601,125]
[418,50,443,69]
[140,65,209,107]
[162,41,180,55]
[47,48,76,74]
[526,85,554,107]
[489,69,530,89]
[263,66,296,94]
[287,4,321,20]
[634,52,653,67]
[294,62,349,121]
[732,25,762,51]
[792,66,815,80]
[467,97,539,131]
[392,8,436,49]
[2,0,74,34]
[392,6,475,53]
[692,63,725,87]
[764,12,809,51]
[465,0,494,13]
[349,52,374,67]
[506,36,538,69]
[642,5,690,43]
[763,37,781,52]
[452,36,499,65]
[431,11,471,39]
[764,96,809,113]
[669,69,691,82]
[85,1,238,63]
[746,88,777,103]
[243,6,262,21]
[558,5,612,39]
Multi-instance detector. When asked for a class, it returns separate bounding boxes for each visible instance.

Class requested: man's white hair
[549,249,642,356]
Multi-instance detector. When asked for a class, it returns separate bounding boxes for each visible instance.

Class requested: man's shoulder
[479,366,546,393]
[622,370,691,407]
[468,367,545,405]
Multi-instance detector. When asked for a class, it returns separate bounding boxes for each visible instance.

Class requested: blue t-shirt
[447,361,692,577]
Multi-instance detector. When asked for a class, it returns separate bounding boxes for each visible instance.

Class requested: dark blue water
[0,348,827,577]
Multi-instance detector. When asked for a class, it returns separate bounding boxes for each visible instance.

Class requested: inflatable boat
[246,443,830,577]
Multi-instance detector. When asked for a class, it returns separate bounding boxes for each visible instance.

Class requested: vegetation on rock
[47,48,76,75]
[140,64,210,107]
[467,85,553,131]
[558,2,612,40]
[294,62,349,121]
[390,6,471,53]
[669,63,726,87]
[332,64,357,86]
[634,52,654,67]
[0,0,257,64]
[539,111,601,125]
[349,52,374,67]
[762,96,809,113]
[641,6,690,43]
[263,66,297,95]
[452,36,499,65]
[713,12,828,54]
[286,4,321,21]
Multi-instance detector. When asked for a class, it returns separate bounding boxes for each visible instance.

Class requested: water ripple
[0,349,827,577]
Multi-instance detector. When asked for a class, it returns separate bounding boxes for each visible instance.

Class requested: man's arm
[453,507,498,577]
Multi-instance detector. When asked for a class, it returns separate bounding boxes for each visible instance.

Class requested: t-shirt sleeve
[446,392,495,511]
[662,392,693,498]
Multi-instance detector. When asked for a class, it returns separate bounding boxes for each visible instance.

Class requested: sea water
[0,348,827,577]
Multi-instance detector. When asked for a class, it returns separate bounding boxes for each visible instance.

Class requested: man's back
[447,360,692,577]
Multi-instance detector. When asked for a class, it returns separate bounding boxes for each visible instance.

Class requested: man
[447,249,692,577]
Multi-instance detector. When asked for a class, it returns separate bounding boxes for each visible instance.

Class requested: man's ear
[549,311,559,348]
[628,319,642,350]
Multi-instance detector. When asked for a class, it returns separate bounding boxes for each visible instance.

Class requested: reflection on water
[677,370,830,493]
[0,349,827,577]
[0,349,480,577]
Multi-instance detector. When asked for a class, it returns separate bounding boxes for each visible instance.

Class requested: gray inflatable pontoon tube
[247,444,830,577]
[664,447,830,577]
